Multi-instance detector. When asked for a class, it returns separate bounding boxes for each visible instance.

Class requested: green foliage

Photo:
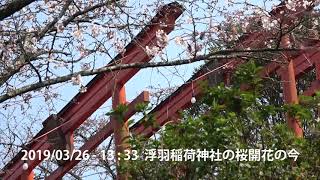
[106,104,128,122]
[134,102,159,128]
[233,60,264,90]
[122,61,320,179]
[135,102,150,113]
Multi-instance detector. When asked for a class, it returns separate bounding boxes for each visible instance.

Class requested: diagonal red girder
[130,0,319,138]
[46,91,149,180]
[131,44,320,139]
[2,2,184,180]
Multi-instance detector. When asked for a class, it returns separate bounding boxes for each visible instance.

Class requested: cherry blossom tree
[0,0,319,178]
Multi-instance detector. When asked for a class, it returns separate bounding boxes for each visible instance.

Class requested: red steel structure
[131,0,320,138]
[1,1,320,179]
[47,90,150,180]
[131,40,320,139]
[1,2,184,180]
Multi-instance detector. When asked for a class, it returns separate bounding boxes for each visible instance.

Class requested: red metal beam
[315,54,320,80]
[131,66,211,137]
[21,170,34,180]
[2,3,183,179]
[260,43,320,82]
[279,35,302,137]
[276,48,319,76]
[303,80,320,96]
[132,48,319,140]
[304,52,320,96]
[111,84,129,179]
[281,58,303,137]
[112,85,128,154]
[132,47,320,139]
[46,91,149,180]
[267,49,320,98]
[130,0,318,138]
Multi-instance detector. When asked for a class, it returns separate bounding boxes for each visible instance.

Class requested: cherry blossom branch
[0,50,69,87]
[37,0,73,38]
[0,47,300,103]
[0,1,118,88]
[47,1,118,33]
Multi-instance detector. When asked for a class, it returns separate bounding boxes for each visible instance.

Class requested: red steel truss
[2,0,320,179]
